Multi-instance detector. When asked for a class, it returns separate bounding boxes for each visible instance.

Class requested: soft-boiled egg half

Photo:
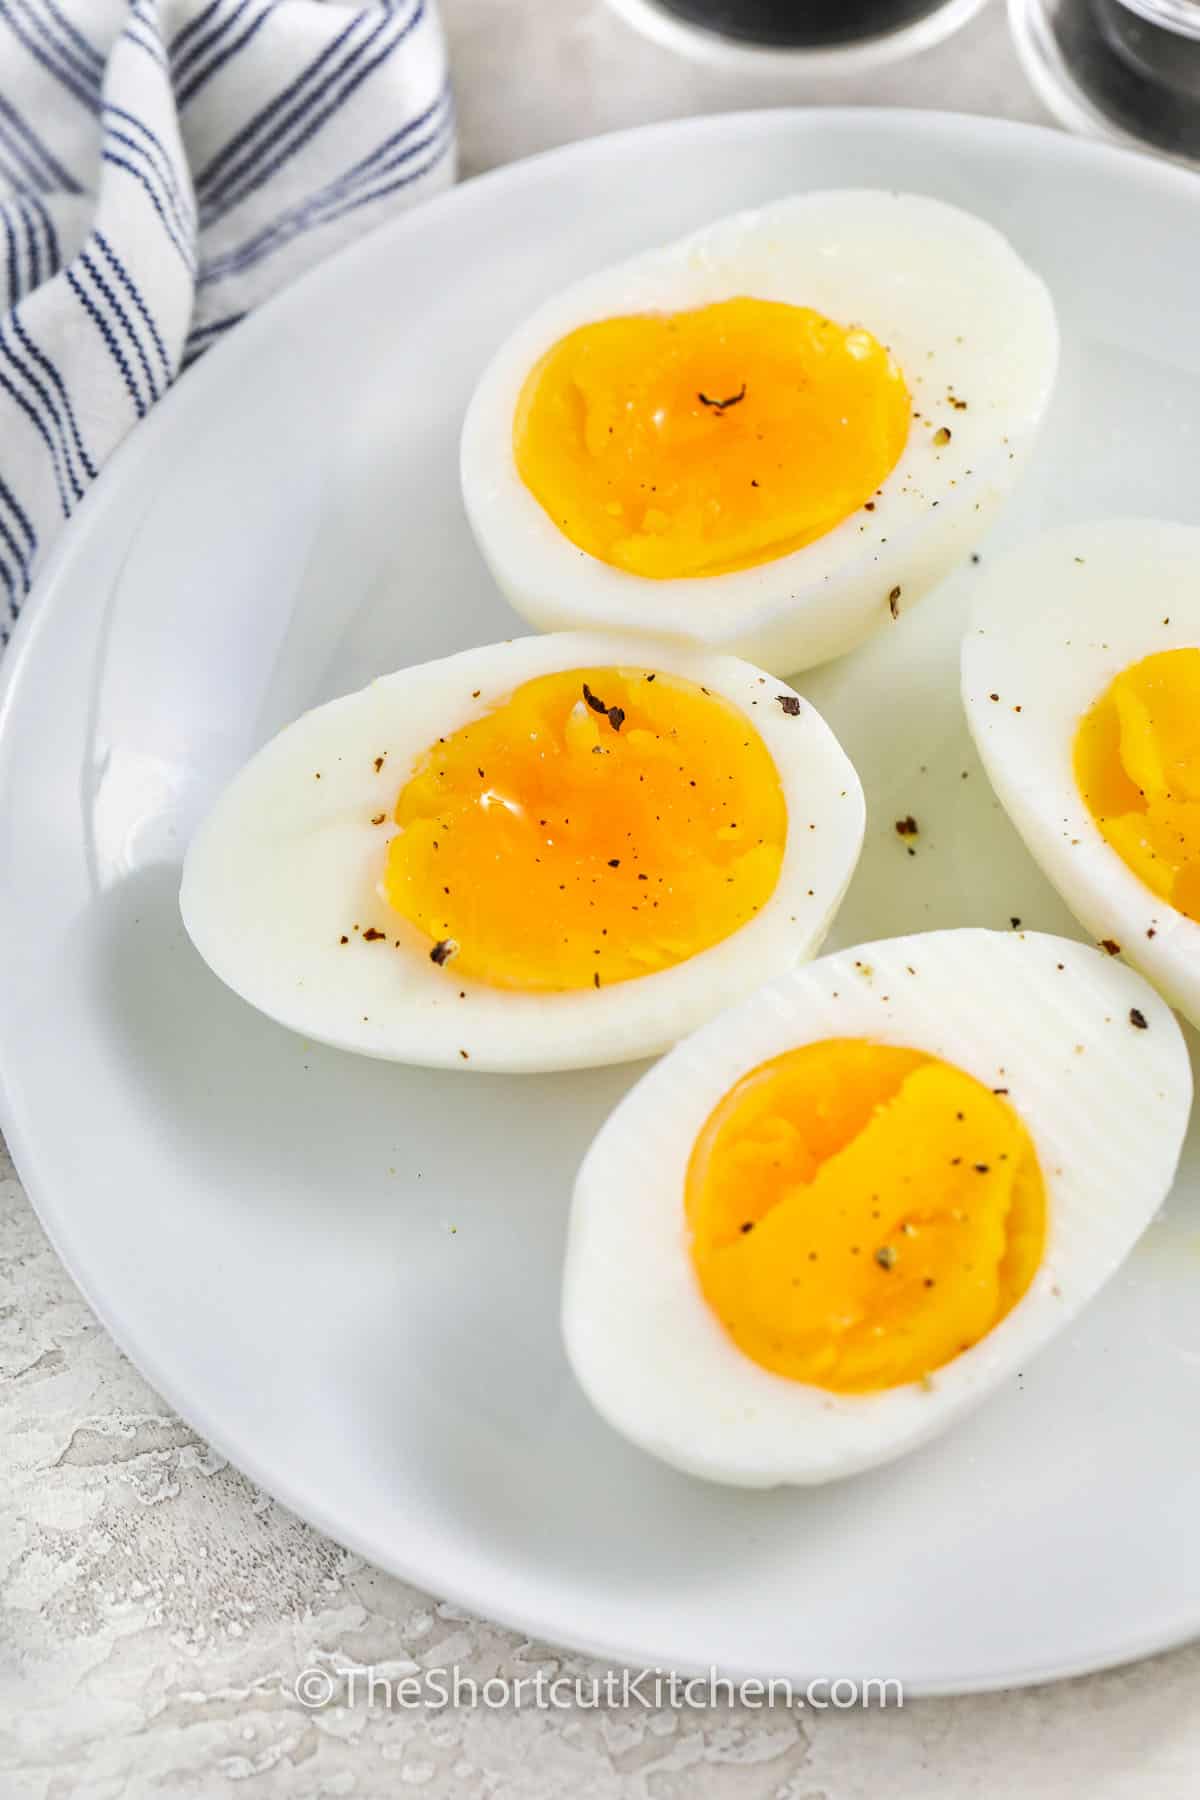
[462,190,1058,675]
[563,929,1190,1486]
[180,633,865,1072]
[963,520,1200,1028]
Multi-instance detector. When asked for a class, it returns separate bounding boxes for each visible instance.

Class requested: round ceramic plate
[2,111,1199,1696]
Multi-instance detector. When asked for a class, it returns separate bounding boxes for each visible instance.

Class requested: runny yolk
[1074,648,1200,924]
[513,298,910,580]
[685,1040,1046,1393]
[380,667,787,991]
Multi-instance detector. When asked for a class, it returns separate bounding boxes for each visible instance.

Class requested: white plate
[2,110,1199,1697]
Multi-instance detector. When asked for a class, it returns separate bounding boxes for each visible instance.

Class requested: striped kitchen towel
[0,0,455,646]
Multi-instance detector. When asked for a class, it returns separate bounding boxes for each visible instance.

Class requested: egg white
[461,190,1058,676]
[179,632,865,1072]
[962,519,1200,1028]
[562,928,1191,1487]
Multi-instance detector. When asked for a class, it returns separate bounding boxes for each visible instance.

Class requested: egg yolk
[1074,648,1200,924]
[381,667,787,990]
[513,298,910,580]
[685,1040,1046,1393]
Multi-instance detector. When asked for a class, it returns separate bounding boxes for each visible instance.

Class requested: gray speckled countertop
[5,4,1200,1794]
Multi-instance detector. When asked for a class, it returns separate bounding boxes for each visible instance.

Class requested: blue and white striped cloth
[0,0,454,646]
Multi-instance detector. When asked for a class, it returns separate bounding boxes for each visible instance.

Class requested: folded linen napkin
[0,0,455,646]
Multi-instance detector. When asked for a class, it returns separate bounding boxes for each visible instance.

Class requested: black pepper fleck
[698,382,746,412]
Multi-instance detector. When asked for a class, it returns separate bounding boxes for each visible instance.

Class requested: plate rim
[3,105,1200,1698]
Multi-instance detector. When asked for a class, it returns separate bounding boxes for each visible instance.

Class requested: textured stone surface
[6,4,1200,1794]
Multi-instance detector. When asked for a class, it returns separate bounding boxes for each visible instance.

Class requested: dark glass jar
[1011,0,1200,162]
[653,0,961,47]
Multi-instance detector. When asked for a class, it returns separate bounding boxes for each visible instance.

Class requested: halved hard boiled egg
[462,190,1058,675]
[563,929,1190,1486]
[962,520,1200,1027]
[180,633,865,1072]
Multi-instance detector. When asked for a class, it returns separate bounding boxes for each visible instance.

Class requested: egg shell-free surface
[563,929,1191,1487]
[962,520,1200,1028]
[179,632,865,1072]
[462,189,1058,674]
